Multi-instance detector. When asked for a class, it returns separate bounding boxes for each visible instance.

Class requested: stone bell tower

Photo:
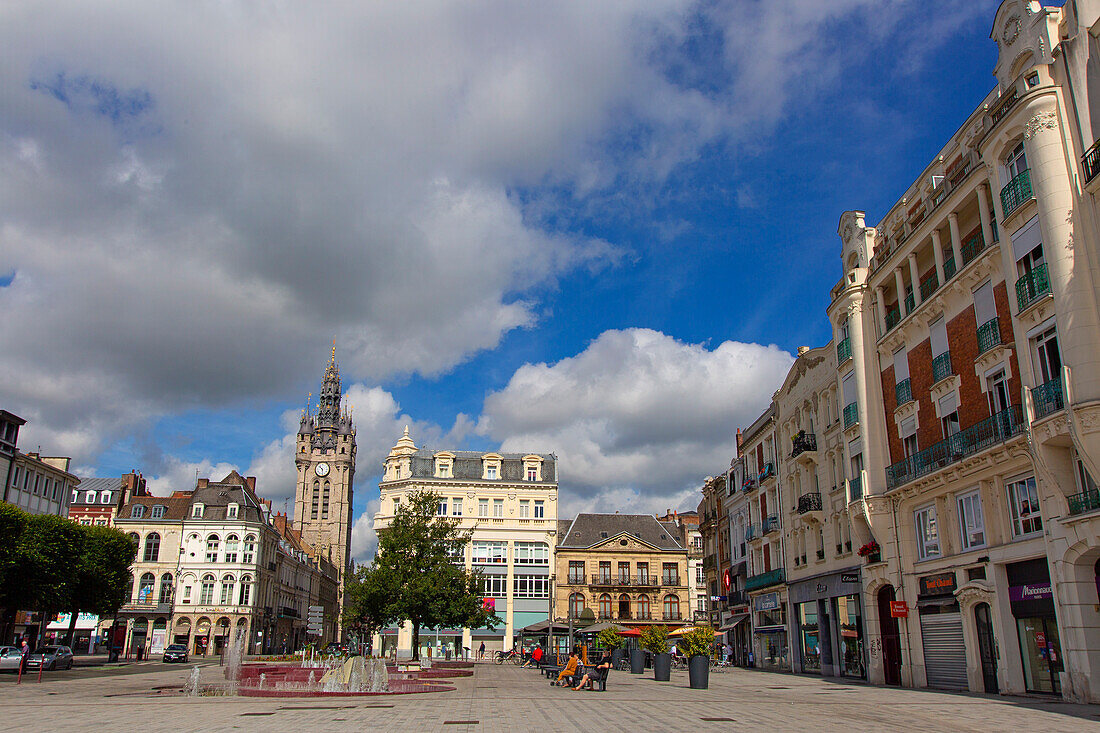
[294,346,356,617]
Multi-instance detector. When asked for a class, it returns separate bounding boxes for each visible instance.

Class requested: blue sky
[0,0,1016,559]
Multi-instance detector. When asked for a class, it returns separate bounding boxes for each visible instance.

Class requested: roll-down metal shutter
[920,612,968,690]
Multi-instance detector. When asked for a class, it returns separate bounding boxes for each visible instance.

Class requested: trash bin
[109,647,120,663]
[136,646,144,662]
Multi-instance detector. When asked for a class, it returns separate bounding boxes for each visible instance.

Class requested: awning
[718,614,749,632]
[576,621,627,635]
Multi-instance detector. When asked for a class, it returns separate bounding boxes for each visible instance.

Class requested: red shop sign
[890,601,909,618]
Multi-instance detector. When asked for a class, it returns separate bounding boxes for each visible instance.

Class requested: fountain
[235,654,454,697]
[183,666,201,697]
[224,627,247,688]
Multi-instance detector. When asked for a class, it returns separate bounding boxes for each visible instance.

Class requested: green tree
[343,563,397,654]
[0,503,28,641]
[640,625,669,655]
[64,526,137,647]
[680,624,715,658]
[373,490,500,660]
[596,627,623,651]
[16,514,85,648]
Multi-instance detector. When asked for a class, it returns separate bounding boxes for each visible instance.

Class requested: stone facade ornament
[1025,111,1058,139]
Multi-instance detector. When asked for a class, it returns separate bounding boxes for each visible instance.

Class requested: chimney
[797,345,810,356]
[197,478,209,490]
[246,476,256,493]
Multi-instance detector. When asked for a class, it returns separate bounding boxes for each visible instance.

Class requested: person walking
[478,641,485,661]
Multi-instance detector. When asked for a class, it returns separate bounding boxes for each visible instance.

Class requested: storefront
[752,591,789,672]
[916,572,968,690]
[788,569,865,678]
[1007,559,1063,695]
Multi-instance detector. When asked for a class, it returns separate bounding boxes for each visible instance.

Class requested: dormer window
[434,453,454,478]
[192,503,204,518]
[227,503,239,519]
[130,505,145,519]
[71,490,78,505]
[486,465,498,479]
[522,455,543,482]
[85,490,96,503]
[100,491,111,504]
[151,505,166,519]
[482,454,502,480]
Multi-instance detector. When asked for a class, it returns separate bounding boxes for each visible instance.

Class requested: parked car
[162,644,189,663]
[0,646,22,672]
[25,646,74,671]
[321,641,352,656]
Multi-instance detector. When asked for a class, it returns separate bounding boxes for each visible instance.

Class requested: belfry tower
[294,346,356,621]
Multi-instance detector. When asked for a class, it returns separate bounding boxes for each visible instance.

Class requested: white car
[0,646,23,672]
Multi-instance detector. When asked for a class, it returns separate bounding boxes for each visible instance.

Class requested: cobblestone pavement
[2,659,1099,733]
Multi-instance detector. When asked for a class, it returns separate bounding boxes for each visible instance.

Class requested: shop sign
[1009,583,1052,602]
[840,573,859,584]
[754,593,780,611]
[889,601,908,618]
[723,569,732,589]
[918,572,957,597]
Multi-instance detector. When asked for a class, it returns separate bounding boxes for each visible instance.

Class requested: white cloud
[479,328,793,512]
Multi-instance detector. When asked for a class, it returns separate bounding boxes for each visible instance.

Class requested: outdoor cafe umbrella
[617,627,643,638]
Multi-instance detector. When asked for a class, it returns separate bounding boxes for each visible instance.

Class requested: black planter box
[653,653,671,681]
[629,648,645,674]
[688,655,709,689]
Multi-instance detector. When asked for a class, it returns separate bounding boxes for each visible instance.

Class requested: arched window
[239,574,253,606]
[311,480,320,520]
[199,574,216,605]
[637,594,651,620]
[663,594,680,621]
[151,504,166,518]
[569,593,585,618]
[205,535,220,563]
[618,593,631,619]
[224,535,239,563]
[137,572,155,603]
[322,480,331,519]
[143,532,160,562]
[598,593,612,619]
[130,504,145,518]
[242,535,256,564]
[220,574,236,605]
[159,573,173,604]
[128,532,139,546]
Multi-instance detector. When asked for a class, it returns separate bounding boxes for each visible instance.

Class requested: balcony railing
[791,431,817,457]
[758,462,775,483]
[741,477,757,492]
[1032,377,1064,420]
[745,524,758,541]
[885,404,1024,489]
[763,515,780,534]
[904,292,915,315]
[977,317,1001,354]
[943,256,957,280]
[1001,168,1033,217]
[847,475,863,502]
[1016,264,1051,311]
[1068,488,1100,516]
[566,574,585,584]
[932,351,953,384]
[1083,138,1100,184]
[663,612,683,621]
[895,378,912,406]
[745,568,785,592]
[635,576,657,587]
[797,492,822,514]
[989,85,1019,127]
[920,273,939,301]
[885,306,901,331]
[837,337,852,363]
[843,402,859,429]
[662,576,681,587]
[961,232,986,266]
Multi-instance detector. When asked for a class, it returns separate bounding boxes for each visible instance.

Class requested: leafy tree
[596,627,623,651]
[640,625,669,655]
[343,563,397,654]
[64,526,136,646]
[16,514,85,647]
[372,490,500,660]
[0,503,28,641]
[680,624,715,658]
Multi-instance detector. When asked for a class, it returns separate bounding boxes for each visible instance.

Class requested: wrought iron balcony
[566,574,585,585]
[932,351,953,384]
[895,378,912,406]
[663,611,683,621]
[741,477,757,492]
[836,337,852,363]
[943,256,957,280]
[885,306,901,331]
[1016,264,1051,311]
[1068,488,1100,516]
[745,568,785,592]
[904,292,915,315]
[961,232,986,266]
[885,404,1024,489]
[797,492,822,514]
[702,556,717,572]
[758,462,775,483]
[989,85,1019,126]
[977,317,1001,354]
[745,524,758,541]
[634,576,658,587]
[919,273,939,301]
[847,475,863,502]
[1083,138,1100,184]
[1032,377,1064,420]
[791,431,817,458]
[843,403,859,429]
[1001,168,1033,217]
[763,516,780,534]
[661,575,681,587]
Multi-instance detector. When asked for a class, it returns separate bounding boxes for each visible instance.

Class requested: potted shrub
[681,624,714,690]
[597,628,624,669]
[641,626,670,681]
[857,540,881,564]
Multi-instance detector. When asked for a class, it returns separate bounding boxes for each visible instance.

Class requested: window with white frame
[205,535,220,563]
[514,541,549,565]
[1033,326,1062,385]
[900,416,918,458]
[435,457,453,478]
[513,575,549,598]
[987,369,1010,415]
[481,574,508,597]
[392,496,401,514]
[242,535,256,564]
[1007,476,1042,536]
[526,465,539,481]
[957,490,986,550]
[478,498,488,517]
[1006,140,1027,180]
[451,498,463,517]
[227,503,239,519]
[915,505,940,559]
[151,504,166,519]
[534,500,545,519]
[492,498,504,517]
[471,540,507,564]
[939,393,960,439]
[437,499,448,516]
[85,490,96,503]
[192,503,204,518]
[519,500,530,518]
[1076,452,1098,494]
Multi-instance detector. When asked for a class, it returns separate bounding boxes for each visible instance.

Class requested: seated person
[521,645,544,668]
[573,650,612,691]
[555,650,580,686]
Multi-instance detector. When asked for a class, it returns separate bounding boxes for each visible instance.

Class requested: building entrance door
[877,586,902,686]
[975,602,999,693]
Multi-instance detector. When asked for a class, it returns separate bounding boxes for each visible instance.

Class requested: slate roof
[558,514,685,550]
[115,494,193,522]
[185,473,267,524]
[69,477,122,505]
[403,449,557,483]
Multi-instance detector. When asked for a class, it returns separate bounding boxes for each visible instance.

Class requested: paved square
[2,660,1098,732]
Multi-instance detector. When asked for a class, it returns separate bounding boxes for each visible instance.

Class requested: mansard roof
[558,513,685,550]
